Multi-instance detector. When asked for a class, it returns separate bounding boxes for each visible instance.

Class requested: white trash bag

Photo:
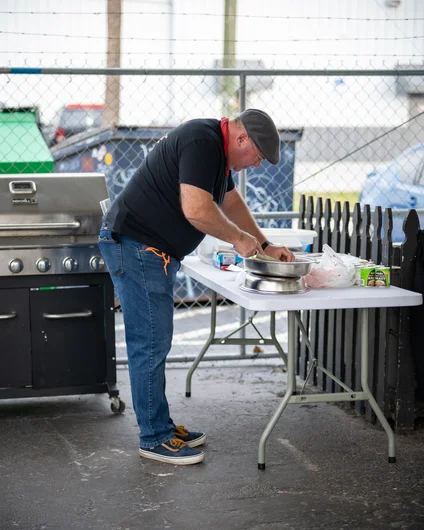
[304,244,356,288]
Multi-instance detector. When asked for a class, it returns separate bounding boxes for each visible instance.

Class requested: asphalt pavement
[1,305,423,530]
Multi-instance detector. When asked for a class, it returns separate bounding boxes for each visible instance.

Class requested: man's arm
[180,183,261,257]
[220,187,267,244]
[220,188,295,262]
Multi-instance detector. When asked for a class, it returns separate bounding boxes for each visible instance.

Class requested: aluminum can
[374,266,390,287]
[360,266,376,287]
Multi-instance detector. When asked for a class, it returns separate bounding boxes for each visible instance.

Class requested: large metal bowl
[239,272,309,294]
[244,255,313,278]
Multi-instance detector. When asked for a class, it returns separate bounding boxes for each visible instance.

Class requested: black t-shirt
[105,118,235,260]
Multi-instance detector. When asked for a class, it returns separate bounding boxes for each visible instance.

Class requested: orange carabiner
[145,247,171,275]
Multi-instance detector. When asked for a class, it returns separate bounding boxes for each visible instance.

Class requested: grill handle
[0,221,81,230]
[43,310,93,320]
[0,311,17,320]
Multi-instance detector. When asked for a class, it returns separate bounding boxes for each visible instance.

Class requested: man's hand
[264,244,295,262]
[233,231,263,258]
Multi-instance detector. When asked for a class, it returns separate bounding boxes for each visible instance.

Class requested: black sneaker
[174,425,206,447]
[139,438,205,465]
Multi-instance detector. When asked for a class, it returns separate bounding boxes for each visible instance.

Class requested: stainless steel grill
[0,173,124,413]
[0,173,108,276]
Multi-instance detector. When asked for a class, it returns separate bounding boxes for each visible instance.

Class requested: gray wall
[296,118,424,163]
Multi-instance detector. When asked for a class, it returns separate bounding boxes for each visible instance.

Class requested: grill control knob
[9,258,24,274]
[89,256,105,271]
[63,257,79,272]
[36,258,51,273]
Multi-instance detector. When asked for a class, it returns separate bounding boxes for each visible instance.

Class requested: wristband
[261,240,272,251]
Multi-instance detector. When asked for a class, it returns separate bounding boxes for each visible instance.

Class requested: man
[98,108,294,466]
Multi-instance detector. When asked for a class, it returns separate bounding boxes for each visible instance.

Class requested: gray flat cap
[239,108,280,164]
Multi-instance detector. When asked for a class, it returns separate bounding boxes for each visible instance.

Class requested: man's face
[229,135,265,173]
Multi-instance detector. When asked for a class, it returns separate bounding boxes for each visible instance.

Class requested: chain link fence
[1,66,424,359]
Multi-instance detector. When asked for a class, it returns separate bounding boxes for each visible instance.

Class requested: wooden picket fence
[296,195,423,431]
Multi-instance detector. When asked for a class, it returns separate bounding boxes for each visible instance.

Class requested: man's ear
[237,131,249,147]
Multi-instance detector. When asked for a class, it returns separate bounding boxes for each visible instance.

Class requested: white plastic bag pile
[303,244,357,288]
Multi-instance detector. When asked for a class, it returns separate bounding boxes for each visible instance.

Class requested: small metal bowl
[239,272,309,295]
[244,255,313,279]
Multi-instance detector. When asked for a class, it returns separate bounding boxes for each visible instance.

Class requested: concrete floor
[1,363,424,530]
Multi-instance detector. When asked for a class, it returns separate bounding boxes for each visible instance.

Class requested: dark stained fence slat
[395,209,420,431]
[370,206,383,267]
[375,208,393,414]
[309,197,324,386]
[334,202,351,393]
[294,195,307,374]
[364,206,383,422]
[386,243,402,419]
[299,194,306,229]
[326,201,342,393]
[316,199,332,390]
[344,203,362,405]
[355,205,371,416]
[382,208,394,271]
[298,196,315,380]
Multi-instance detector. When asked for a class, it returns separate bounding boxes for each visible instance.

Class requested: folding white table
[181,256,423,469]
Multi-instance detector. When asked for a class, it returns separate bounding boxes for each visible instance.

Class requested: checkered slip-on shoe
[174,425,206,448]
[139,438,205,465]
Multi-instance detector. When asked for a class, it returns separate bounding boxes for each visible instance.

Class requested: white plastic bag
[304,244,356,288]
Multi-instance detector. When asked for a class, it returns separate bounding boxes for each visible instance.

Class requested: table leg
[270,311,288,365]
[185,290,217,397]
[258,311,296,470]
[360,308,396,463]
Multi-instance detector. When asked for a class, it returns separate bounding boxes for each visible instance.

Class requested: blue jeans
[98,222,180,448]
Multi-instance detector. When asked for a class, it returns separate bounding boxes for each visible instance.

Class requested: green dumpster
[0,110,53,173]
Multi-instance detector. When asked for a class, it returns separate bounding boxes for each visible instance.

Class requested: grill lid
[0,173,109,245]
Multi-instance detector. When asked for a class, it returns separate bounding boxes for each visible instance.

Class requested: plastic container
[261,228,317,252]
[197,235,234,265]
[213,251,243,270]
[197,228,317,264]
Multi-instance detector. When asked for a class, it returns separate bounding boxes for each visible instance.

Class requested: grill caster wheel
[110,397,126,414]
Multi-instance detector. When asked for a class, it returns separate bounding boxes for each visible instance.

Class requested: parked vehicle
[359,143,424,241]
[51,104,104,145]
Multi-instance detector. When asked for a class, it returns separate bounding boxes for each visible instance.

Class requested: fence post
[395,209,420,431]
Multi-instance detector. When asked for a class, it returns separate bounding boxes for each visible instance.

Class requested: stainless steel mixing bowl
[244,255,313,278]
[239,272,309,294]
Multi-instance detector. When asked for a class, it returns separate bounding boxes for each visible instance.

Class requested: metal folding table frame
[181,257,422,470]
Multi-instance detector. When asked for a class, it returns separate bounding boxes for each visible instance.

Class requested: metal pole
[222,0,238,116]
[238,73,247,198]
[258,311,297,469]
[167,0,174,124]
[360,308,396,462]
[5,68,423,76]
[117,352,283,365]
[238,73,247,356]
[102,0,121,128]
